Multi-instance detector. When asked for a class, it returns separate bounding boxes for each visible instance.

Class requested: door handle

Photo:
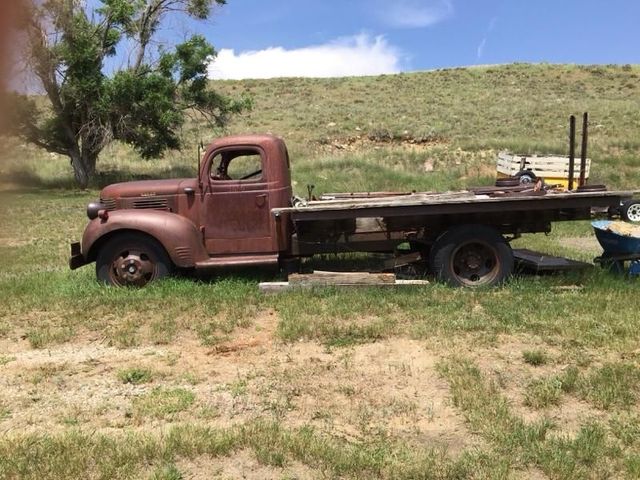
[255,194,267,207]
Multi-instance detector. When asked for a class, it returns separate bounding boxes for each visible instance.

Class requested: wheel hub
[111,250,154,286]
[122,259,141,276]
[464,253,482,270]
[452,243,500,286]
[628,204,640,222]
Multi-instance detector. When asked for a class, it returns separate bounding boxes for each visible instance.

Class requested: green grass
[524,377,563,409]
[521,361,640,411]
[2,63,640,478]
[118,367,155,385]
[439,358,627,479]
[578,363,640,409]
[0,355,15,366]
[132,388,196,419]
[522,350,548,366]
[0,421,512,480]
[4,64,640,192]
[148,464,183,480]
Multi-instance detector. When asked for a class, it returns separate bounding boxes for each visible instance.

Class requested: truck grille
[132,197,169,210]
[100,198,116,211]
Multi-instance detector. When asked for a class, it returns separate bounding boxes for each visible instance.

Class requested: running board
[195,254,279,269]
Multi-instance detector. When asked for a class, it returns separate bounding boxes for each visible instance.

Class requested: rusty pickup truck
[70,134,636,287]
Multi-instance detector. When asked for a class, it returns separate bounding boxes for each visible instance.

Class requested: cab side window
[210,149,263,181]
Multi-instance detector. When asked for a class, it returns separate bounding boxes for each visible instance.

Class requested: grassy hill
[1,64,640,479]
[3,63,640,192]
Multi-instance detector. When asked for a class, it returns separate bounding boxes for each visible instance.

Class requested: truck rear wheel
[429,225,513,287]
[96,233,172,287]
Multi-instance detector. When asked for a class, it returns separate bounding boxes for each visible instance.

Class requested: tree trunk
[69,149,97,189]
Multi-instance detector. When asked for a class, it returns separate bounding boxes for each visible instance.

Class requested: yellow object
[497,152,590,190]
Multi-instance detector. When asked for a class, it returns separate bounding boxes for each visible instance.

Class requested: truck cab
[70,134,294,286]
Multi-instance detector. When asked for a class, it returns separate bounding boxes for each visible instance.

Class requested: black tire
[96,233,172,287]
[495,177,520,187]
[429,225,513,287]
[279,257,301,278]
[515,170,537,185]
[621,200,640,223]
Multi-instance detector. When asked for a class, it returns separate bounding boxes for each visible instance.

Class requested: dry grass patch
[132,387,196,420]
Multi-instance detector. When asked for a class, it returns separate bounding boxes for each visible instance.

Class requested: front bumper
[69,242,87,270]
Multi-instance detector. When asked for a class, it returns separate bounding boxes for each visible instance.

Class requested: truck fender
[81,210,208,268]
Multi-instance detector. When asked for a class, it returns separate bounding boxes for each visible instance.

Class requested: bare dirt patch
[0,310,478,455]
[2,324,624,472]
[559,236,601,255]
[317,134,449,154]
[460,335,610,434]
[176,450,318,480]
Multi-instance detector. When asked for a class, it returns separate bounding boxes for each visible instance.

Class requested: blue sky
[197,0,640,79]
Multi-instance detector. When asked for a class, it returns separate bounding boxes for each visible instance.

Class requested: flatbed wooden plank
[272,190,636,216]
[304,191,477,207]
[513,248,593,273]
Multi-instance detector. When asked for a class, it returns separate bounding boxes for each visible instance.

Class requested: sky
[196,0,640,79]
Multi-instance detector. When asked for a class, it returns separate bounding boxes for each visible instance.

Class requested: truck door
[202,147,277,255]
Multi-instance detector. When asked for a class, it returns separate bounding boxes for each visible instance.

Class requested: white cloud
[381,0,454,29]
[477,17,498,60]
[476,38,487,59]
[208,34,402,80]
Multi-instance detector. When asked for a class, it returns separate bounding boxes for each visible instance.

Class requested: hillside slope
[3,63,640,192]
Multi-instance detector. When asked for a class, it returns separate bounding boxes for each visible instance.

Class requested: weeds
[0,355,16,366]
[522,350,548,366]
[0,421,495,480]
[524,377,563,409]
[439,358,627,478]
[578,363,640,409]
[132,388,195,419]
[148,464,183,480]
[118,367,154,385]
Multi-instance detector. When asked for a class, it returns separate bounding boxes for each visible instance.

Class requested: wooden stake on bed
[580,112,588,187]
[568,115,576,191]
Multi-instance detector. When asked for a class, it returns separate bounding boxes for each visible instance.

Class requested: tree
[9,0,249,188]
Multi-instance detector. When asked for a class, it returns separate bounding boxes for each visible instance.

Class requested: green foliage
[118,367,154,384]
[148,464,183,480]
[10,0,246,188]
[522,349,548,366]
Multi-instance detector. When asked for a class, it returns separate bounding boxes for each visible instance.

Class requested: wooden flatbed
[271,188,636,287]
[274,190,635,219]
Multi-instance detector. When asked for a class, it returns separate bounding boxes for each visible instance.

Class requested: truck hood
[100,178,197,199]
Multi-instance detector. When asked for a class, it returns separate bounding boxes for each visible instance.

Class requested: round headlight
[87,202,104,220]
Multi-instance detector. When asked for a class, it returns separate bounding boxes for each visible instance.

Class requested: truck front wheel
[429,225,513,287]
[96,233,172,287]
